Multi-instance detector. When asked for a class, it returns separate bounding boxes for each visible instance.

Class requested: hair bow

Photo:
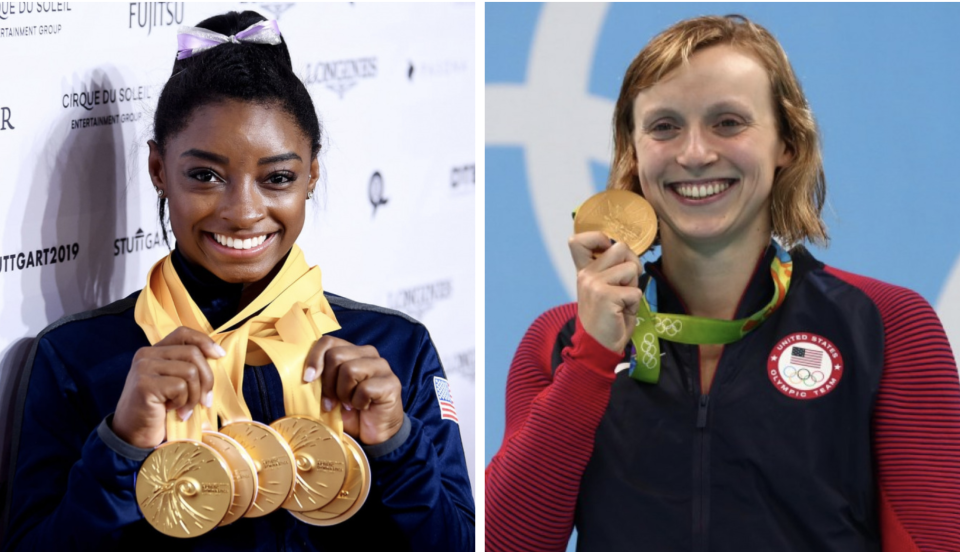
[176,19,282,60]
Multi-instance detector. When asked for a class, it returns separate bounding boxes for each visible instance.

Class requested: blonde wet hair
[609,14,827,247]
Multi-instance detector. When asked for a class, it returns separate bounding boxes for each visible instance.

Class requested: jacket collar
[170,247,243,330]
[643,243,778,320]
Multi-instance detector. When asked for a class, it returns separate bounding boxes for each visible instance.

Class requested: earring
[156,188,164,198]
[306,190,314,200]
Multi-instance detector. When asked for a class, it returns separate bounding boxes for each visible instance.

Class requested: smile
[211,232,271,250]
[669,179,737,200]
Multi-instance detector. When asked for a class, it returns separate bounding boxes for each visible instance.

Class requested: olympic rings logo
[654,317,682,337]
[783,365,826,389]
[638,332,657,369]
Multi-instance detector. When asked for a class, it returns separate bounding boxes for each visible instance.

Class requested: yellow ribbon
[133,245,342,443]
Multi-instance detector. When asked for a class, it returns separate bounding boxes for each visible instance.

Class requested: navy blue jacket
[2,250,474,551]
[487,245,960,552]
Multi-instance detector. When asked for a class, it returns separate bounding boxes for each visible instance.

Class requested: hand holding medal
[571,190,795,384]
[289,334,401,525]
[130,246,375,536]
[570,190,657,353]
[118,328,236,538]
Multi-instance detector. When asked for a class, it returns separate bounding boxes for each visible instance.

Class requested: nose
[220,177,265,228]
[675,125,718,172]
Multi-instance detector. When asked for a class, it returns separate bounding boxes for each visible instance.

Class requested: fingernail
[322,397,334,412]
[179,408,193,422]
[214,345,226,358]
[203,391,213,408]
[342,403,352,412]
[303,367,316,383]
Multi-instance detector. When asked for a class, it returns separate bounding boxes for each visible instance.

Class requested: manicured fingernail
[322,397,334,412]
[303,367,316,383]
[203,391,213,408]
[214,345,226,358]
[179,408,193,422]
[342,403,352,412]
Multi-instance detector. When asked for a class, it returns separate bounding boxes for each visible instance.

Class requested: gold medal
[289,433,371,526]
[271,415,347,512]
[135,440,233,538]
[220,420,297,518]
[131,245,348,534]
[573,189,658,255]
[201,431,258,526]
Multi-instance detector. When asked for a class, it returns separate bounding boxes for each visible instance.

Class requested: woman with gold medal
[3,11,474,551]
[486,14,960,552]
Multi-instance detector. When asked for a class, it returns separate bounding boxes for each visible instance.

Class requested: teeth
[213,233,269,250]
[674,180,732,199]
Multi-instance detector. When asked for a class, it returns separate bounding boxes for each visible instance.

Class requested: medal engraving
[271,415,348,512]
[135,441,233,538]
[290,434,371,526]
[221,421,297,518]
[202,431,258,526]
[574,189,658,255]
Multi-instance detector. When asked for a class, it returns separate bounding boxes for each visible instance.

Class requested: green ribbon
[629,242,793,383]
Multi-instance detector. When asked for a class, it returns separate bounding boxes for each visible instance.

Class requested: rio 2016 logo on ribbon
[767,333,844,400]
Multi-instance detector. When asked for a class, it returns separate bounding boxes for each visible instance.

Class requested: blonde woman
[487,15,960,552]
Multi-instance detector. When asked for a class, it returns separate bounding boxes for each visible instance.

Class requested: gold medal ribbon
[133,245,342,440]
[629,241,793,383]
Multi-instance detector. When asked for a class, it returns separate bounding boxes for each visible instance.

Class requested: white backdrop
[0,1,476,519]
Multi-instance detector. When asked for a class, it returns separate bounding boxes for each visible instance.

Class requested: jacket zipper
[693,394,710,552]
[252,365,273,421]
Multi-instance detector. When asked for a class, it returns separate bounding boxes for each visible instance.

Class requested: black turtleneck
[170,247,244,330]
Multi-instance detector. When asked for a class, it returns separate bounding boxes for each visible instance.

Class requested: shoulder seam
[821,264,921,315]
[324,294,453,402]
[325,293,424,327]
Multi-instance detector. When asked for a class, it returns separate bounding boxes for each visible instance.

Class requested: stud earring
[156,188,164,198]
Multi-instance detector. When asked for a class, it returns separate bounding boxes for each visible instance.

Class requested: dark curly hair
[153,10,321,246]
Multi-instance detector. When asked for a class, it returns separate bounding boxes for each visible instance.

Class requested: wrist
[361,410,406,446]
[361,414,412,459]
[565,316,626,378]
[100,414,155,461]
[576,314,627,354]
[110,412,159,449]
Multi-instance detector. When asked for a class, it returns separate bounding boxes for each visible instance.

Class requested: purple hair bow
[176,19,282,60]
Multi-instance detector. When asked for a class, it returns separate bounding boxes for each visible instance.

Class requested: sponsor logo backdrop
[486,4,960,549]
[0,2,476,514]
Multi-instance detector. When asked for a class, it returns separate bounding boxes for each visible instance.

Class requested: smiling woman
[151,100,317,302]
[486,14,960,552]
[3,10,473,552]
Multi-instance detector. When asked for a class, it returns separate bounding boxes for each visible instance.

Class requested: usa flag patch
[433,376,459,423]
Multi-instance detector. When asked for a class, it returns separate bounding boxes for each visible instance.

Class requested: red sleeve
[826,267,960,552]
[485,304,623,552]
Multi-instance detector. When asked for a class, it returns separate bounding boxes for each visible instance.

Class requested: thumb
[623,287,644,316]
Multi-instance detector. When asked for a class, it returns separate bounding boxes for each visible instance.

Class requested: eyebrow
[639,100,754,123]
[180,148,228,164]
[179,149,303,165]
[257,152,302,165]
